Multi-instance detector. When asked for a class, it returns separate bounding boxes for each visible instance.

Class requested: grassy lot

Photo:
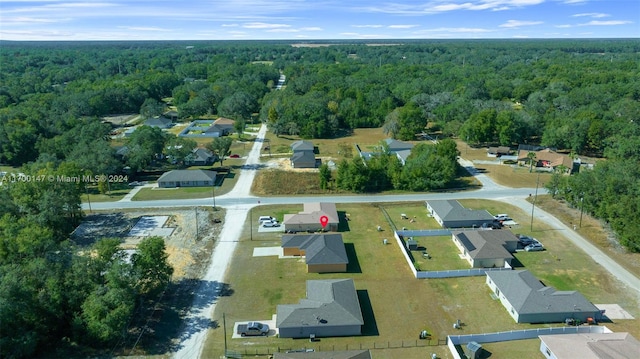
[532,195,640,297]
[198,201,640,359]
[262,128,393,162]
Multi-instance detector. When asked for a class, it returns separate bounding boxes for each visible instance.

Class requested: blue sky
[1,0,638,41]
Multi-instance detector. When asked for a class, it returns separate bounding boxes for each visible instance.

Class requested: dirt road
[172,124,266,359]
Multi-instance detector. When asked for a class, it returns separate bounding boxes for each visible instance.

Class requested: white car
[525,242,544,252]
[494,214,511,221]
[262,220,280,228]
[258,216,275,224]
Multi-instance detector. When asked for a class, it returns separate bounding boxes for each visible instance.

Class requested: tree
[527,151,537,173]
[319,163,331,190]
[132,236,173,299]
[139,98,165,119]
[165,136,197,165]
[234,118,246,139]
[125,125,167,172]
[206,137,233,166]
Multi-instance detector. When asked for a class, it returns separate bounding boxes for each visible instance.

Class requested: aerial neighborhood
[1,38,639,359]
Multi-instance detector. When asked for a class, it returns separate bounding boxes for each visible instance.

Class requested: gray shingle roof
[276,279,364,329]
[283,202,339,227]
[384,138,414,152]
[291,150,316,164]
[427,200,495,222]
[487,270,600,316]
[291,140,314,152]
[452,230,517,260]
[157,169,216,183]
[281,234,348,265]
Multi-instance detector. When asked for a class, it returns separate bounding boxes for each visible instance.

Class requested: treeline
[0,161,173,358]
[335,139,459,192]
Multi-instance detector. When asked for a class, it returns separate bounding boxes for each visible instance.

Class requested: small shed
[465,341,485,359]
[406,239,418,251]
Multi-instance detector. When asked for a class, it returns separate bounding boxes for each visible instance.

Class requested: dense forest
[0,38,639,356]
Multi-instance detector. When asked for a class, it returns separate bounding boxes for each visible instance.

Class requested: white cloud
[363,0,546,15]
[500,20,544,28]
[555,24,573,28]
[242,22,291,29]
[352,24,384,28]
[417,27,493,33]
[580,20,633,26]
[572,13,610,18]
[388,24,419,29]
[300,27,322,31]
[117,26,171,32]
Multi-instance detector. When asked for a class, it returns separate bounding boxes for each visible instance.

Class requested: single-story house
[291,151,317,168]
[204,117,235,137]
[184,148,217,166]
[356,138,414,165]
[538,332,640,359]
[281,233,348,273]
[425,200,497,228]
[451,230,518,268]
[163,110,179,121]
[517,148,575,174]
[487,146,511,157]
[273,350,371,359]
[486,270,602,324]
[157,169,216,188]
[283,202,340,232]
[276,278,364,338]
[291,140,315,153]
[290,140,317,168]
[144,116,173,129]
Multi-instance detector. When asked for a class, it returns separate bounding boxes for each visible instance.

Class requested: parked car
[262,220,280,228]
[517,234,536,245]
[258,216,275,224]
[229,154,240,158]
[494,214,511,221]
[525,242,544,251]
[237,321,269,336]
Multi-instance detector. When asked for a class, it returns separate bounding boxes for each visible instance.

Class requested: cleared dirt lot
[72,208,223,279]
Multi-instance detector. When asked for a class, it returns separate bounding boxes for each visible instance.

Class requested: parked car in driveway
[517,234,536,245]
[525,242,544,251]
[237,321,269,336]
[262,220,280,228]
[494,214,511,221]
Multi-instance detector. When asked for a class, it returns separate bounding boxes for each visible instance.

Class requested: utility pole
[530,172,540,231]
[195,207,198,239]
[212,182,216,208]
[250,208,253,241]
[223,313,228,355]
[579,195,585,228]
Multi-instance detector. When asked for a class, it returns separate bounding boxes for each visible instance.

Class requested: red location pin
[319,215,329,228]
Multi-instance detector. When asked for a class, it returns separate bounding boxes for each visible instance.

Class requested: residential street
[82,124,640,359]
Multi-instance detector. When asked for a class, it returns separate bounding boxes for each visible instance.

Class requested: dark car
[517,234,536,245]
[229,154,240,158]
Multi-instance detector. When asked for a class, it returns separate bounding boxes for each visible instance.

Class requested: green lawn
[132,186,217,201]
[196,201,636,359]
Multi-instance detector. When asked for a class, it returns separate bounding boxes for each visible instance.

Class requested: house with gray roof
[283,202,340,232]
[486,270,602,323]
[538,332,640,359]
[451,230,518,268]
[290,140,317,168]
[276,278,364,338]
[426,200,497,228]
[273,350,371,359]
[157,169,216,188]
[184,148,217,166]
[204,117,235,137]
[356,138,415,165]
[282,233,349,273]
[144,116,173,129]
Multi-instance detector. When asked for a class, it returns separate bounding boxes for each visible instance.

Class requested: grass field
[199,201,640,359]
